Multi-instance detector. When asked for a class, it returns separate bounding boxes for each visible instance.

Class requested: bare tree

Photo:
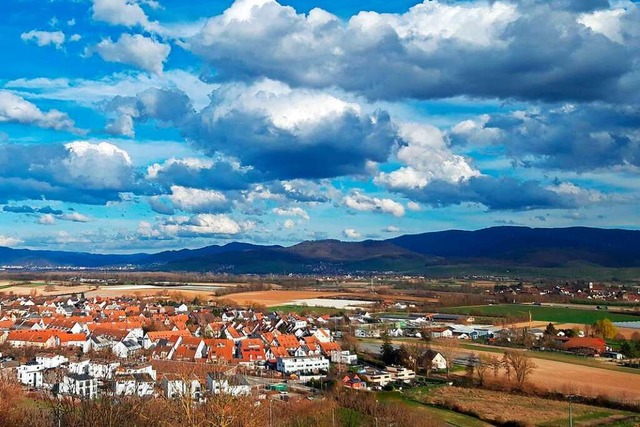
[505,350,536,388]
[433,338,460,378]
[490,355,502,379]
[474,354,490,386]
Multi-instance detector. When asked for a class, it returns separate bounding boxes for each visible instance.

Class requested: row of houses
[12,353,250,400]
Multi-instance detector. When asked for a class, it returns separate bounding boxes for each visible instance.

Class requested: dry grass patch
[217,290,343,307]
[423,387,630,426]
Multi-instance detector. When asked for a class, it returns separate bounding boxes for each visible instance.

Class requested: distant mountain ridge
[1,226,639,273]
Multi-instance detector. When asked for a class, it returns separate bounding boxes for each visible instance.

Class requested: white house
[59,374,97,399]
[330,350,358,365]
[386,365,415,383]
[427,328,453,339]
[205,374,250,396]
[161,374,202,399]
[68,360,120,380]
[35,354,68,369]
[422,350,447,371]
[312,328,332,343]
[116,364,156,381]
[388,328,404,338]
[112,340,142,359]
[358,368,393,387]
[17,364,45,387]
[113,373,155,397]
[276,356,329,375]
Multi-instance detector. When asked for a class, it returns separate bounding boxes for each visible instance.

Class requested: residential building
[276,356,329,375]
[386,365,415,382]
[59,374,98,399]
[358,368,392,387]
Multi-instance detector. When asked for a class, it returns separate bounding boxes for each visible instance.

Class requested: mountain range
[1,226,640,274]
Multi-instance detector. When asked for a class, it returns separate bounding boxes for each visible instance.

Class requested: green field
[443,304,640,324]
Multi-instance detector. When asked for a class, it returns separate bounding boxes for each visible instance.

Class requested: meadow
[443,304,639,324]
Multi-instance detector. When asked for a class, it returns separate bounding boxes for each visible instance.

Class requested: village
[0,287,634,404]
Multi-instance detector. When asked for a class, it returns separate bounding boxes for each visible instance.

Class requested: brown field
[0,283,95,296]
[470,280,501,288]
[423,387,638,426]
[216,290,343,306]
[0,281,237,300]
[348,291,438,303]
[452,346,640,401]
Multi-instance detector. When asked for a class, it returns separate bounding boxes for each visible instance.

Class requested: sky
[0,0,639,253]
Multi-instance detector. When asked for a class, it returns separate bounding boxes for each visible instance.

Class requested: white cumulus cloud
[61,141,134,190]
[21,30,66,49]
[0,236,22,247]
[0,90,80,133]
[166,185,229,213]
[95,34,171,74]
[342,228,361,239]
[38,214,56,225]
[91,0,160,32]
[272,207,310,220]
[376,123,479,191]
[58,212,91,223]
[344,191,405,217]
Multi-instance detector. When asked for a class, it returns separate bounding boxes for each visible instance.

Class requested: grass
[541,411,640,427]
[442,304,639,323]
[422,387,639,426]
[377,390,490,427]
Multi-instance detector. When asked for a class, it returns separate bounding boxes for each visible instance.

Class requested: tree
[395,345,410,367]
[620,341,634,358]
[465,352,476,384]
[490,356,502,379]
[401,341,428,373]
[419,327,433,342]
[380,332,396,365]
[593,319,618,340]
[544,322,557,336]
[341,332,359,354]
[474,355,491,386]
[501,351,512,382]
[434,338,459,378]
[505,350,536,388]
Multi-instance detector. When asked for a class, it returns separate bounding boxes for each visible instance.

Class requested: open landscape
[2,0,640,425]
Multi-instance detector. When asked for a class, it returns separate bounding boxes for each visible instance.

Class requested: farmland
[421,387,640,426]
[443,304,640,324]
[216,290,344,307]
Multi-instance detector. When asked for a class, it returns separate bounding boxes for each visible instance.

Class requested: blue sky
[0,0,639,253]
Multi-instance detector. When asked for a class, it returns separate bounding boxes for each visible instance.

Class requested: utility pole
[568,395,574,427]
